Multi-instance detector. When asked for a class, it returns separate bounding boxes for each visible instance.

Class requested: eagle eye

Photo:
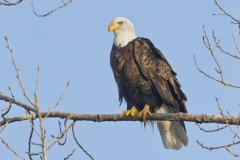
[118,21,124,24]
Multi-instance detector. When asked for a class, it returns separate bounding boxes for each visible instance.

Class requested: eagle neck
[114,30,137,48]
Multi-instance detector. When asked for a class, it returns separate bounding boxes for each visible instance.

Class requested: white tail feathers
[156,104,188,150]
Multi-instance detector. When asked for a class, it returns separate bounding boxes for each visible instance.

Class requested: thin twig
[31,0,73,17]
[0,121,8,133]
[1,102,12,119]
[0,0,23,6]
[37,106,47,160]
[1,138,26,160]
[72,121,94,160]
[27,122,73,157]
[34,66,40,106]
[215,98,240,140]
[213,0,240,24]
[53,81,70,110]
[0,92,37,112]
[212,32,240,59]
[196,123,227,132]
[194,27,240,88]
[226,148,240,157]
[44,81,70,118]
[194,54,240,88]
[52,120,68,146]
[27,115,34,160]
[4,37,37,108]
[8,86,14,98]
[197,140,240,150]
[203,27,224,80]
[63,149,75,160]
[232,34,240,55]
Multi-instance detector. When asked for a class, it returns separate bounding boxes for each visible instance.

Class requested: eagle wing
[133,38,187,113]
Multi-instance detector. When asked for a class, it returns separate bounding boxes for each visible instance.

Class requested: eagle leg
[138,104,152,127]
[123,106,138,117]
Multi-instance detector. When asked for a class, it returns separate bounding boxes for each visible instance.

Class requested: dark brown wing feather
[132,38,187,113]
[110,44,124,105]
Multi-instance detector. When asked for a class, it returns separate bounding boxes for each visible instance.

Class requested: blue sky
[1,0,240,159]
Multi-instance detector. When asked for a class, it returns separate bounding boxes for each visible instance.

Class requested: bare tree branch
[196,123,227,133]
[197,140,240,150]
[37,107,47,160]
[0,0,73,17]
[1,102,12,119]
[26,121,73,158]
[226,147,240,157]
[1,138,26,160]
[215,98,240,140]
[53,120,68,146]
[194,27,240,88]
[193,2,240,157]
[194,54,240,88]
[31,0,73,17]
[0,0,23,6]
[1,92,240,126]
[212,0,240,24]
[34,66,40,106]
[5,37,38,108]
[0,92,37,112]
[63,149,75,160]
[1,109,240,126]
[232,34,240,55]
[27,118,34,160]
[212,32,240,60]
[72,121,94,160]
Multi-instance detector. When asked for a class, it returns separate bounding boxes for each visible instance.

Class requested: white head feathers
[108,17,137,48]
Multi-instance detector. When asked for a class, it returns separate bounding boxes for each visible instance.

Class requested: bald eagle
[108,17,188,149]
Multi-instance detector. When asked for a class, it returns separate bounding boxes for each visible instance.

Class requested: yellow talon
[138,104,152,127]
[123,106,138,117]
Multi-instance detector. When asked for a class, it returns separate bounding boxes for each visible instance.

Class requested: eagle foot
[123,106,138,117]
[138,105,152,127]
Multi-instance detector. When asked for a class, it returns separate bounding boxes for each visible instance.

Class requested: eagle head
[108,17,137,47]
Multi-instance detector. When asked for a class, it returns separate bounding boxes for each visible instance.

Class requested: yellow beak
[108,22,120,32]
